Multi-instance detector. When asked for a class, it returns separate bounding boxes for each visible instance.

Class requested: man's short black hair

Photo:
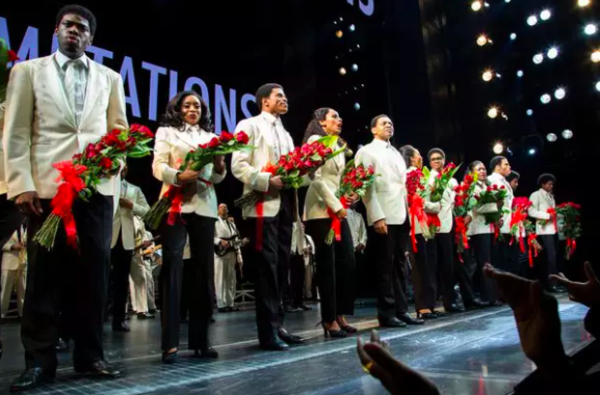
[489,156,507,172]
[255,83,283,111]
[538,173,556,186]
[56,5,97,36]
[370,114,390,129]
[506,171,520,183]
[428,148,445,160]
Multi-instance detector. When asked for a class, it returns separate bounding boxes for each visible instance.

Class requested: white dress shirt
[487,172,514,234]
[346,209,367,249]
[261,111,292,161]
[55,51,89,126]
[528,189,557,235]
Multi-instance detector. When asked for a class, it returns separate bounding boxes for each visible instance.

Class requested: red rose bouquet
[325,160,378,244]
[476,183,508,240]
[1,38,19,110]
[422,163,460,235]
[406,168,431,252]
[556,202,582,260]
[524,221,543,268]
[509,197,533,255]
[144,131,251,231]
[33,125,154,250]
[453,172,478,257]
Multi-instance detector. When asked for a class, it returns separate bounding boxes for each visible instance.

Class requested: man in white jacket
[1,225,26,319]
[214,204,244,312]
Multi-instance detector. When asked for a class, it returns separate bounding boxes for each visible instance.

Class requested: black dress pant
[470,234,498,302]
[289,253,306,308]
[412,235,437,311]
[431,232,456,308]
[392,241,411,316]
[110,232,133,325]
[22,195,112,370]
[159,214,215,351]
[456,248,477,306]
[537,235,559,290]
[180,258,193,320]
[245,190,294,344]
[492,236,515,273]
[368,224,409,320]
[305,219,356,323]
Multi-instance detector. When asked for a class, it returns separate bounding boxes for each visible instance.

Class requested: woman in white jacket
[152,91,226,363]
[303,108,357,338]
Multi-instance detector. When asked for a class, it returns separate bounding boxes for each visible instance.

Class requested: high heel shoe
[318,322,347,338]
[340,324,358,334]
[417,311,437,320]
[162,349,178,364]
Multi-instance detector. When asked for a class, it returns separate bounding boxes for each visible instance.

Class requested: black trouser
[180,259,193,320]
[392,241,411,316]
[412,234,437,311]
[456,248,477,306]
[289,254,306,308]
[431,232,456,309]
[368,224,408,320]
[305,219,356,323]
[110,231,133,325]
[22,195,112,370]
[492,236,515,273]
[470,234,498,303]
[159,214,215,351]
[536,235,559,290]
[245,190,294,344]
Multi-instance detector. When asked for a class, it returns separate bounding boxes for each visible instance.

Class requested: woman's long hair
[160,90,214,133]
[399,145,418,168]
[302,107,352,156]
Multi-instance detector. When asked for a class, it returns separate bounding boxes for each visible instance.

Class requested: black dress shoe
[259,339,289,351]
[444,304,465,313]
[466,299,489,310]
[194,346,219,359]
[278,328,306,344]
[297,304,313,311]
[10,368,55,392]
[137,312,156,319]
[55,338,69,352]
[378,317,407,328]
[161,350,178,364]
[75,360,121,379]
[112,322,130,332]
[397,312,425,325]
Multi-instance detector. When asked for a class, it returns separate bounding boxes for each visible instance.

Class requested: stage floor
[0,299,591,395]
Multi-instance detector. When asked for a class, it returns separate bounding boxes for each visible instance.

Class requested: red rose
[110,128,122,136]
[8,50,19,63]
[130,124,140,133]
[500,185,506,189]
[85,143,99,159]
[235,131,249,144]
[487,187,492,192]
[99,157,113,170]
[73,154,83,163]
[220,131,234,142]
[493,184,498,190]
[208,137,220,149]
[475,196,481,201]
[136,125,154,138]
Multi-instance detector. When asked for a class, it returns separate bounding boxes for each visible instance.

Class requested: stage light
[555,88,566,100]
[349,25,356,32]
[339,67,347,75]
[336,30,343,38]
[585,24,597,35]
[354,103,361,111]
[361,83,365,87]
[527,16,538,26]
[487,107,498,118]
[517,70,524,77]
[510,33,517,40]
[547,47,558,59]
[505,0,511,3]
[541,94,551,104]
[540,10,551,21]
[477,35,488,46]
[356,44,361,49]
[592,51,600,62]
[349,49,353,53]
[493,143,504,154]
[334,21,337,25]
[596,81,600,91]
[351,64,359,72]
[579,0,591,7]
[562,129,573,139]
[527,109,533,116]
[533,53,544,64]
[547,133,558,142]
[496,73,502,78]
[340,17,344,21]
[471,1,482,11]
[528,148,536,155]
[482,70,493,81]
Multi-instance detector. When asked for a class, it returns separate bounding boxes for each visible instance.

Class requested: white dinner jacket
[111,181,151,250]
[430,169,458,234]
[304,134,345,221]
[467,181,498,236]
[2,228,23,271]
[231,112,297,218]
[214,217,239,246]
[528,189,557,235]
[487,172,514,234]
[355,139,407,226]
[2,54,128,201]
[152,125,226,219]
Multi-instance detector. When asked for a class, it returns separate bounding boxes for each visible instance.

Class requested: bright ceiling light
[547,47,558,59]
[488,107,499,118]
[585,24,598,35]
[540,10,551,21]
[493,143,504,154]
[533,53,544,64]
[562,129,573,139]
[527,16,538,26]
[472,1,482,11]
[547,133,558,142]
[482,70,493,81]
[554,88,566,100]
[540,94,552,104]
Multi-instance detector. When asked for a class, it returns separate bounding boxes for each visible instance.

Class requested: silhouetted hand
[15,191,43,217]
[550,262,600,308]
[374,219,388,235]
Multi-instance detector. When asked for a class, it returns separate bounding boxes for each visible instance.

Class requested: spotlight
[336,30,343,38]
[488,107,499,118]
[334,21,337,25]
[356,44,361,49]
[517,70,524,77]
[527,109,533,116]
[339,67,347,75]
[477,35,488,46]
[354,103,361,111]
[533,53,544,64]
[592,51,600,62]
[482,70,493,81]
[528,148,537,155]
[340,17,344,21]
[540,10,551,21]
[546,133,558,142]
[562,129,573,139]
[596,81,600,91]
[510,33,517,40]
[585,24,597,35]
[493,143,504,154]
[361,83,365,87]
[579,0,591,7]
[471,1,482,11]
[547,47,558,59]
[505,0,511,3]
[527,16,538,26]
[351,64,359,72]
[541,94,551,104]
[496,73,502,79]
[554,88,566,100]
[349,24,356,32]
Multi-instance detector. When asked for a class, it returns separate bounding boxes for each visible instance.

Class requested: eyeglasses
[430,157,444,162]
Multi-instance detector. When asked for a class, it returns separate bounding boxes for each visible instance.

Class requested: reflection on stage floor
[0,298,591,395]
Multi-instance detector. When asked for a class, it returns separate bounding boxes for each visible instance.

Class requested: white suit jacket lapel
[173,128,198,150]
[40,57,76,128]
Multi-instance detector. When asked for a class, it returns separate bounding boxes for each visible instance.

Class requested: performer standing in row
[488,156,514,274]
[356,116,422,328]
[232,84,305,351]
[4,5,126,390]
[214,203,244,313]
[153,91,225,363]
[303,108,357,338]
